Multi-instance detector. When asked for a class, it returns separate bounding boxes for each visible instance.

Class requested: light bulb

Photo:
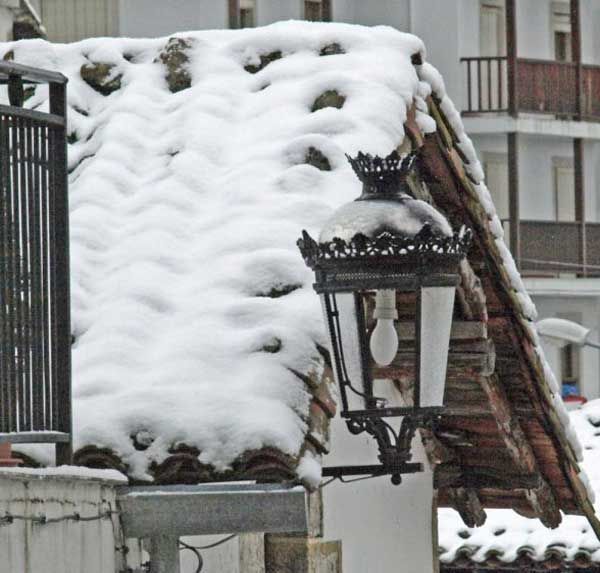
[370,289,399,366]
[370,319,399,366]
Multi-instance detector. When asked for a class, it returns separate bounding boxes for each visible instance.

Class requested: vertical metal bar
[508,132,521,268]
[18,115,32,430]
[27,121,43,430]
[506,0,519,117]
[40,125,51,429]
[11,116,24,431]
[574,138,586,276]
[499,58,504,110]
[466,60,472,112]
[49,81,72,465]
[487,58,492,110]
[477,59,483,112]
[5,115,17,432]
[0,115,12,432]
[354,293,374,409]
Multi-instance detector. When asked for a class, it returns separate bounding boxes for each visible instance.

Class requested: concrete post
[150,535,180,573]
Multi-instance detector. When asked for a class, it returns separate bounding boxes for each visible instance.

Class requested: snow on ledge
[0,465,128,485]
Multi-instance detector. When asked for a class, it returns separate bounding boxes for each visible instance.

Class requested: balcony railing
[507,219,600,277]
[0,62,72,464]
[461,57,600,121]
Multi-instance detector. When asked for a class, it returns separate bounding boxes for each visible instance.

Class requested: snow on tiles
[0,21,585,493]
[439,399,600,566]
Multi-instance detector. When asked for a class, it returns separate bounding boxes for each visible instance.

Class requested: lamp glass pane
[320,292,365,411]
[419,286,455,408]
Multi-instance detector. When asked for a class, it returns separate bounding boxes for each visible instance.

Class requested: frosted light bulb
[370,289,399,367]
[370,319,399,366]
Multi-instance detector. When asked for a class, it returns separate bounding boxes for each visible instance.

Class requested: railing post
[570,0,583,119]
[508,132,521,267]
[506,0,519,117]
[49,80,72,466]
[574,138,586,276]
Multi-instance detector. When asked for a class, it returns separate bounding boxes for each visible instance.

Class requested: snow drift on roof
[1,21,425,483]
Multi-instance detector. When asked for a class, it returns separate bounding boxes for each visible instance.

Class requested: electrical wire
[180,534,237,551]
[178,535,237,573]
[0,509,118,527]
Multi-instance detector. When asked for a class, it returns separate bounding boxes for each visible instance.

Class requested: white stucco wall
[0,468,125,573]
[322,414,437,573]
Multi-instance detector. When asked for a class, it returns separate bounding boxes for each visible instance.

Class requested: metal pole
[150,535,180,573]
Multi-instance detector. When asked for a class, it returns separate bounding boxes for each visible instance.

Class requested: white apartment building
[36,0,600,401]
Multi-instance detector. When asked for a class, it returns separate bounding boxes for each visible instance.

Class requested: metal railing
[0,61,72,464]
[461,56,508,114]
[508,219,600,277]
[461,56,600,121]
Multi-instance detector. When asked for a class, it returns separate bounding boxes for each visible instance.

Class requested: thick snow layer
[0,465,127,484]
[319,197,452,242]
[2,22,424,481]
[439,399,600,564]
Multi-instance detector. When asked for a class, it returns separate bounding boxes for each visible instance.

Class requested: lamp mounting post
[297,150,471,485]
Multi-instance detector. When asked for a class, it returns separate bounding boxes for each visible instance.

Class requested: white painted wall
[117,0,227,38]
[322,415,436,573]
[0,469,124,573]
[471,133,600,223]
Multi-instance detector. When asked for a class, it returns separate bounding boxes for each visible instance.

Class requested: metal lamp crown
[346,150,417,200]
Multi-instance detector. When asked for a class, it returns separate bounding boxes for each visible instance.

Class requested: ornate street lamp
[297,151,471,484]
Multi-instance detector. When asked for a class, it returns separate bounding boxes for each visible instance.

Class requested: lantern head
[297,150,471,484]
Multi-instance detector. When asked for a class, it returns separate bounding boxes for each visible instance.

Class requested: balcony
[461,57,600,121]
[508,220,600,277]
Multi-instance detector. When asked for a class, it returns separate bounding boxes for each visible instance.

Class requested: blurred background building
[4,0,600,402]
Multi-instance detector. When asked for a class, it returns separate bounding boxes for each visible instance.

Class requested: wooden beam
[435,464,543,491]
[448,488,487,527]
[570,0,583,119]
[524,481,561,528]
[506,0,518,116]
[507,132,520,267]
[478,374,562,528]
[574,137,586,275]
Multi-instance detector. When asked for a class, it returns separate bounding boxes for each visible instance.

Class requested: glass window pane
[419,287,455,408]
[320,292,366,412]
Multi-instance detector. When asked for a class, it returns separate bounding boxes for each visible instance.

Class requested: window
[553,157,575,221]
[480,1,505,57]
[228,0,255,28]
[304,0,331,22]
[552,2,572,62]
[240,0,255,28]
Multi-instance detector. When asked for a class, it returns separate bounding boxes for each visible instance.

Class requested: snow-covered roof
[1,22,596,534]
[2,21,427,485]
[439,400,600,569]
